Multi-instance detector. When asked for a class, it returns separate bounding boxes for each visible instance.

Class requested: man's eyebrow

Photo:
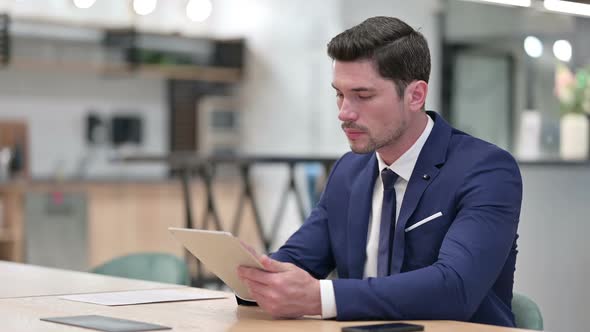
[331,83,375,92]
[351,87,375,92]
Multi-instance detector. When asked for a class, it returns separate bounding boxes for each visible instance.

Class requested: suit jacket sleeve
[332,149,522,321]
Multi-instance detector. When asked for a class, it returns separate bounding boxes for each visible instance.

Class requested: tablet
[41,315,171,332]
[341,323,424,332]
[168,227,265,301]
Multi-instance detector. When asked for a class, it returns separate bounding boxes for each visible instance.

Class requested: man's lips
[343,128,366,139]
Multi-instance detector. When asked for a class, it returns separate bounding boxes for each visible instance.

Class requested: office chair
[512,292,544,331]
[91,252,190,286]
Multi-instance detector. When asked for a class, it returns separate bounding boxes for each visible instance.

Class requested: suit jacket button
[422,174,430,180]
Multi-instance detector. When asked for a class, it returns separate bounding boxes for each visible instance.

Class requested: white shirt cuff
[319,279,337,319]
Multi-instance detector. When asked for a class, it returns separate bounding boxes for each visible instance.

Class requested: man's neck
[378,112,429,165]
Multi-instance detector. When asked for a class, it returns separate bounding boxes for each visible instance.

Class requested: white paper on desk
[60,288,226,306]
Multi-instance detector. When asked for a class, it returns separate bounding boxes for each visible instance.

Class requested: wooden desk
[0,262,530,331]
[0,261,183,298]
[0,295,530,332]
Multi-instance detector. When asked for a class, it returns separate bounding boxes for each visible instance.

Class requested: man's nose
[338,100,358,122]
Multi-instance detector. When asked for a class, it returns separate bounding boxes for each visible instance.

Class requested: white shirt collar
[376,114,434,182]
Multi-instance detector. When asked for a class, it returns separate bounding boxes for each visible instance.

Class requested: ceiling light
[553,40,572,62]
[186,0,212,22]
[544,0,590,17]
[72,0,96,9]
[133,0,157,16]
[524,36,543,58]
[477,0,531,7]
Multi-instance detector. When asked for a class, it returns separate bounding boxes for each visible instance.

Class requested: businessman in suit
[238,16,522,327]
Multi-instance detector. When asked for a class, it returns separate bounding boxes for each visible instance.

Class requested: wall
[208,0,344,155]
[517,165,590,332]
[0,69,168,178]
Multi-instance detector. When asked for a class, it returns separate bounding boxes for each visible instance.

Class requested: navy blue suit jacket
[271,112,522,327]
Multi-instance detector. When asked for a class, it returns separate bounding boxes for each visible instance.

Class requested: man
[238,16,522,327]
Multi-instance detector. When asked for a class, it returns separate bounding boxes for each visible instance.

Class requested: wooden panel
[0,184,24,262]
[0,121,29,262]
[82,179,250,269]
[87,182,190,267]
[0,178,260,270]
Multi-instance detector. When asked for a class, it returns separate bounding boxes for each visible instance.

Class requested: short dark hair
[327,16,431,97]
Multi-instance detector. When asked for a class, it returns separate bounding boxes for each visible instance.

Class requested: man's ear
[404,80,428,112]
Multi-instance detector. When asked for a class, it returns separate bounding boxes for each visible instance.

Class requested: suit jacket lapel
[347,154,379,279]
[390,111,452,274]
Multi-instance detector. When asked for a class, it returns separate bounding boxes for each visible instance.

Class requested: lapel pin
[422,174,430,180]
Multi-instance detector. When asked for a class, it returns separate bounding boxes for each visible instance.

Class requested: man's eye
[358,95,373,100]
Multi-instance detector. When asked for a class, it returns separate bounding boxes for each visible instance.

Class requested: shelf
[130,64,241,82]
[8,58,242,83]
[2,14,245,83]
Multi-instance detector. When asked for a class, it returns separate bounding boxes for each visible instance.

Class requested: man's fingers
[238,266,273,285]
[244,279,267,301]
[260,255,289,272]
[247,280,277,302]
[244,277,267,290]
[239,255,290,274]
[248,285,285,317]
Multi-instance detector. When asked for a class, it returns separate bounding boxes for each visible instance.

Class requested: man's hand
[237,255,321,318]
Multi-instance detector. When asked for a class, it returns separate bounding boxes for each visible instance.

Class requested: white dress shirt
[319,115,434,318]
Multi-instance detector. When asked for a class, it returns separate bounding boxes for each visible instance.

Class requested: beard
[343,119,407,154]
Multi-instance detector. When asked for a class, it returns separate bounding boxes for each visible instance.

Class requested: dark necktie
[377,168,398,277]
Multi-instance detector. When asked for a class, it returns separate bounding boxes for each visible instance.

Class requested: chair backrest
[91,252,190,286]
[512,292,543,331]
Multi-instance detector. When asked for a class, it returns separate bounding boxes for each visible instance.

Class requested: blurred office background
[0,0,588,331]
